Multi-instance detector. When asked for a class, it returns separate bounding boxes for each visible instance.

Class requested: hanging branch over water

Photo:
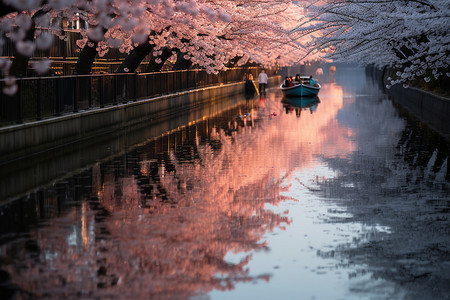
[0,0,309,94]
[292,0,450,87]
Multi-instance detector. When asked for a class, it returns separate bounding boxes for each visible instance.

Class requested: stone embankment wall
[367,66,450,141]
[0,76,281,164]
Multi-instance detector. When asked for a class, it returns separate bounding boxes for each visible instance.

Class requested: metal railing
[0,67,265,126]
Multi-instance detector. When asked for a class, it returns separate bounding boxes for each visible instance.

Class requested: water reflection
[281,96,320,117]
[0,93,293,299]
[1,67,449,300]
[313,91,450,299]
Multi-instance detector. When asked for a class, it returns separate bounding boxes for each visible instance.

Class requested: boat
[280,76,321,97]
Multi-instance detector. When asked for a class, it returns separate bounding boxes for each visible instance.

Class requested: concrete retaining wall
[366,65,450,141]
[0,76,281,164]
[388,85,450,140]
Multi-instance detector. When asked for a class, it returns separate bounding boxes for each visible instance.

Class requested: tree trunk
[146,47,173,72]
[9,9,48,77]
[226,56,243,68]
[116,41,155,73]
[73,25,109,75]
[172,52,192,71]
[73,40,98,75]
[9,28,36,77]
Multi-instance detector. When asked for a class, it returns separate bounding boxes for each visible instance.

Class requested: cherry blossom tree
[4,0,447,93]
[113,0,308,73]
[294,0,450,87]
[1,0,309,94]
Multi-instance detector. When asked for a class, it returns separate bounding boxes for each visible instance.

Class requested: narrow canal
[1,67,449,300]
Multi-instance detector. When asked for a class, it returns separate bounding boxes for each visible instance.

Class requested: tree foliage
[0,0,308,94]
[294,0,450,87]
[1,0,448,94]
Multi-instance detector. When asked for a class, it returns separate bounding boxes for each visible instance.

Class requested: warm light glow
[3,81,356,299]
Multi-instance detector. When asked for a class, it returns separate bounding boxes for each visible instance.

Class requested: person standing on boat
[258,69,269,94]
[309,76,317,86]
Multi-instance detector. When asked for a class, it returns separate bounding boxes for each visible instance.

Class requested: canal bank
[0,90,258,204]
[366,66,450,141]
[0,76,281,165]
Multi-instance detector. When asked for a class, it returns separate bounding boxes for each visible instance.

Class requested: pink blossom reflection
[3,82,353,299]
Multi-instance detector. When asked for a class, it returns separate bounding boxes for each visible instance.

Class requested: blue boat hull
[280,83,321,97]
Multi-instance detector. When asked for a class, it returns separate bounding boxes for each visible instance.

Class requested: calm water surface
[1,67,449,300]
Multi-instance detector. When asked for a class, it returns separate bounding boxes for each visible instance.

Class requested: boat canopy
[297,76,311,84]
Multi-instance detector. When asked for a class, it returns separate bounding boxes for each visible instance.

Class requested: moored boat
[280,76,321,97]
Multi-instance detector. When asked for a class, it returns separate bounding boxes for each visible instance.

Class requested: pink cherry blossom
[16,40,35,56]
[0,58,12,74]
[35,32,53,50]
[32,59,51,74]
[2,76,17,96]
[296,0,449,85]
[87,26,104,42]
[3,0,41,11]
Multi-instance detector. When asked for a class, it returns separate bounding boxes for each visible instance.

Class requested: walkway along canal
[0,66,449,300]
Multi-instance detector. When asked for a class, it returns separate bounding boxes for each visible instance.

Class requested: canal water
[1,67,449,300]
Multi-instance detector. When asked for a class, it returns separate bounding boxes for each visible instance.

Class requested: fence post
[55,78,61,116]
[88,76,92,108]
[113,75,117,105]
[99,75,104,108]
[36,78,41,120]
[122,74,128,104]
[194,70,197,88]
[133,73,137,101]
[73,76,79,112]
[16,79,23,124]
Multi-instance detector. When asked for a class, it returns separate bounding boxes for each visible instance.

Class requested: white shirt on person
[258,72,268,84]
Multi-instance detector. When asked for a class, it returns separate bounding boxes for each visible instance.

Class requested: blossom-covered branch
[294,0,450,87]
